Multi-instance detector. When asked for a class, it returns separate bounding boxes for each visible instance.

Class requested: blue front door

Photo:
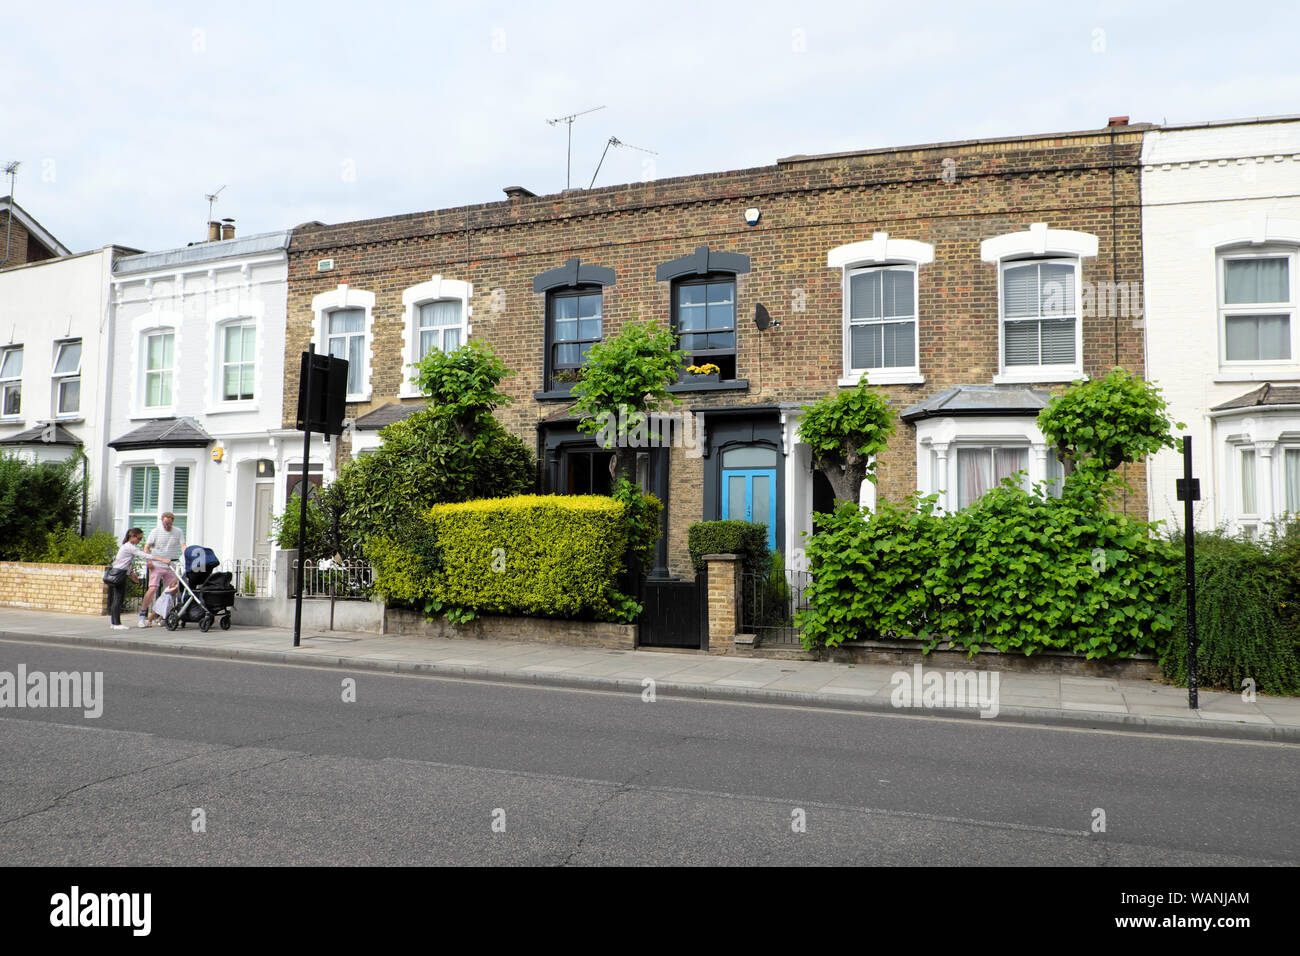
[722,468,777,550]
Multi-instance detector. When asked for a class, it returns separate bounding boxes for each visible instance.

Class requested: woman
[108,528,161,629]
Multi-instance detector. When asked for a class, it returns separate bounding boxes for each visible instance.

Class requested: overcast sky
[4,0,1298,254]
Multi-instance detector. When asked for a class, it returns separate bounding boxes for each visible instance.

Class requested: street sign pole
[293,344,314,649]
[1176,435,1200,710]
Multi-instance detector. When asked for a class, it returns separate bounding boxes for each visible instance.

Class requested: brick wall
[384,607,636,650]
[284,125,1150,575]
[0,562,109,615]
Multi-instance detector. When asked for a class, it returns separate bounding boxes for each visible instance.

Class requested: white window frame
[52,339,82,418]
[0,345,23,420]
[828,233,932,386]
[1216,245,1299,370]
[915,415,1056,514]
[142,329,176,410]
[1212,406,1300,534]
[218,320,258,404]
[399,276,472,398]
[311,285,375,403]
[982,223,1096,384]
[129,311,182,418]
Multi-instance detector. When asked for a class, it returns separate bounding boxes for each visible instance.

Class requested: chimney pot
[207,221,221,242]
[1107,115,1130,127]
[503,186,536,200]
[221,219,235,240]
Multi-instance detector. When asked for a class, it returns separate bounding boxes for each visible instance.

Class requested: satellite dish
[754,304,778,331]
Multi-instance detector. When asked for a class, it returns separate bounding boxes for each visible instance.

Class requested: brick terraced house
[283,118,1150,582]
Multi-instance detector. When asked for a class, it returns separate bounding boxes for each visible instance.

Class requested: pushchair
[164,545,235,633]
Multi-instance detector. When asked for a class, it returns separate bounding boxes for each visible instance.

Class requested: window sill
[203,403,261,416]
[839,371,925,387]
[534,387,578,402]
[54,416,84,424]
[1214,369,1300,383]
[666,379,749,394]
[0,418,24,427]
[992,370,1087,385]
[132,408,177,420]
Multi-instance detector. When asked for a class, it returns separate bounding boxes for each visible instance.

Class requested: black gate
[742,565,811,649]
[638,570,707,649]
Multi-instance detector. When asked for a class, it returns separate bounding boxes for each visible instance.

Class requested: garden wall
[0,561,108,615]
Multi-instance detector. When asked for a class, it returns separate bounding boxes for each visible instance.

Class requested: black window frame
[672,272,737,381]
[544,284,604,393]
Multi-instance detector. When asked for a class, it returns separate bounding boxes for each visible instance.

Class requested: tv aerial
[546,105,605,190]
[205,184,227,223]
[589,137,658,189]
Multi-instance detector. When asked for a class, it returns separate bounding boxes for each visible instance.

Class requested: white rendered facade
[1141,118,1300,534]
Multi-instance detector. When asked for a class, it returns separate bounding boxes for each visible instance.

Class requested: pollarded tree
[1037,367,1184,483]
[572,319,685,483]
[797,382,895,505]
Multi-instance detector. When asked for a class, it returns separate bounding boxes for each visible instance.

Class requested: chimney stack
[220,218,235,240]
[1107,115,1130,127]
[207,220,221,242]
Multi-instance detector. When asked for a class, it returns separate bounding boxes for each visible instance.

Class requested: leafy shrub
[798,484,1180,659]
[366,495,638,623]
[611,478,662,571]
[687,520,769,579]
[0,456,82,560]
[272,492,331,560]
[797,382,895,504]
[1157,522,1300,695]
[36,528,117,566]
[751,550,793,629]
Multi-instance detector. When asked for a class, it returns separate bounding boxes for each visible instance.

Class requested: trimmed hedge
[366,495,637,622]
[37,528,117,566]
[687,520,769,578]
[1158,524,1300,695]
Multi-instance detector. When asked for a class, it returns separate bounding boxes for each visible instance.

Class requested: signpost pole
[1179,435,1198,710]
[293,344,314,649]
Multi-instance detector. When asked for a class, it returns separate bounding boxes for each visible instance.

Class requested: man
[139,511,186,627]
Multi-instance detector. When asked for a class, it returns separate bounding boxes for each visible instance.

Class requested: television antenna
[590,137,658,189]
[546,106,605,190]
[205,184,227,223]
[2,162,20,267]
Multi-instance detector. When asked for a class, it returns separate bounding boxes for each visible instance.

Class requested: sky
[3,0,1299,254]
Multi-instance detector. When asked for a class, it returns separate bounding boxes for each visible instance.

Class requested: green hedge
[36,528,117,566]
[1157,524,1300,695]
[687,520,769,578]
[366,495,638,622]
[798,485,1180,659]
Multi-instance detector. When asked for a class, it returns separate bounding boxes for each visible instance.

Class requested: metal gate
[638,570,707,649]
[742,565,811,649]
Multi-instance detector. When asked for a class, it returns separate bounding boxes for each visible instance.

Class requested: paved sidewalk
[1,607,1297,742]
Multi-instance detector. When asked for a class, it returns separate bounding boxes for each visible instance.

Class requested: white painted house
[106,230,304,582]
[1142,117,1300,535]
[0,201,127,531]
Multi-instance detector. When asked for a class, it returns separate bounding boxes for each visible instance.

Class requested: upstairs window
[326,309,365,396]
[0,346,22,417]
[1220,251,1295,363]
[548,287,602,388]
[848,265,916,373]
[144,332,174,408]
[53,339,81,416]
[417,301,464,359]
[1002,259,1078,369]
[674,276,736,381]
[221,322,255,402]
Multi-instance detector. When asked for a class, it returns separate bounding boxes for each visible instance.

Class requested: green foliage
[798,485,1180,659]
[572,320,684,454]
[36,528,117,566]
[796,383,895,503]
[411,340,512,430]
[367,495,640,623]
[323,411,534,557]
[0,456,82,561]
[1038,368,1185,477]
[687,520,769,580]
[272,491,332,560]
[753,550,794,629]
[1157,522,1300,695]
[611,479,662,570]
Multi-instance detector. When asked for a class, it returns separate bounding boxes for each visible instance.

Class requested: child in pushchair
[163,545,236,632]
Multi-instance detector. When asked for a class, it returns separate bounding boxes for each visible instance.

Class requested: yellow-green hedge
[367,495,632,621]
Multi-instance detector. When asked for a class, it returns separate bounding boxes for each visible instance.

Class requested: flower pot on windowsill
[677,368,721,386]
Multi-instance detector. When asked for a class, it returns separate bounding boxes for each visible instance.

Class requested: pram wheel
[199,614,213,633]
[219,615,231,631]
[165,608,179,631]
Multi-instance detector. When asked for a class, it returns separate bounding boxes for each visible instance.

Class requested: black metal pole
[1182,436,1198,710]
[293,345,313,648]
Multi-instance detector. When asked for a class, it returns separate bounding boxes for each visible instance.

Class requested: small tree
[797,383,895,505]
[411,340,512,443]
[0,455,81,560]
[572,320,684,482]
[1037,368,1184,483]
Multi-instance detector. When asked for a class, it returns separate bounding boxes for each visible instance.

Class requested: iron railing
[220,557,273,598]
[741,566,812,648]
[289,558,374,600]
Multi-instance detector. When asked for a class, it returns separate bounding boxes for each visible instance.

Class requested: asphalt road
[1,637,1296,866]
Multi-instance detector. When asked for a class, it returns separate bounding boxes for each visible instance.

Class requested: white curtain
[1286,449,1300,514]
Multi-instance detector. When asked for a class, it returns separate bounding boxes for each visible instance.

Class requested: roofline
[776,122,1154,166]
[900,406,1048,423]
[1208,404,1300,418]
[114,229,292,275]
[0,198,72,258]
[0,244,136,275]
[1154,114,1300,133]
